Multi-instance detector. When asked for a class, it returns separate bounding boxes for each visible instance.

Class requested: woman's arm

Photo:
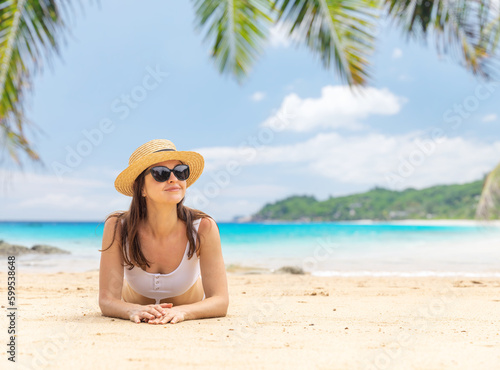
[98,216,169,322]
[149,217,229,324]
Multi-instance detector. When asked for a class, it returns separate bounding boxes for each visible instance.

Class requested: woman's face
[142,159,187,205]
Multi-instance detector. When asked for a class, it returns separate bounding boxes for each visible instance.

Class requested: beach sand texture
[1,271,500,369]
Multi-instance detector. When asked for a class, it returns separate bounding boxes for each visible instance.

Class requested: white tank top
[122,218,202,304]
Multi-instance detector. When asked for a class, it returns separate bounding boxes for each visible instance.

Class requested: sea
[1,220,500,277]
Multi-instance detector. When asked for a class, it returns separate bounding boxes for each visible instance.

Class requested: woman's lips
[165,188,181,191]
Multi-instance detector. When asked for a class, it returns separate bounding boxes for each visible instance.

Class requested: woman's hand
[147,307,186,325]
[128,303,173,324]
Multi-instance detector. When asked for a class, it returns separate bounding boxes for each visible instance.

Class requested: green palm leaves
[193,0,379,85]
[192,0,274,82]
[273,0,378,85]
[384,0,500,79]
[1,0,500,170]
[193,0,500,85]
[0,0,70,165]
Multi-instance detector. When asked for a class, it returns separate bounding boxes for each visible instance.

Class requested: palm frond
[191,0,274,83]
[273,0,379,86]
[476,162,500,220]
[383,0,500,80]
[0,0,74,166]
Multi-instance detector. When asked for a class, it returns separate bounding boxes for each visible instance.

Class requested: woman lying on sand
[99,139,228,324]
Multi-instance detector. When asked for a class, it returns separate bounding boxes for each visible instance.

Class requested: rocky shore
[0,240,70,256]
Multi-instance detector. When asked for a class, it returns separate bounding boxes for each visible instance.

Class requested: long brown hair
[99,168,215,271]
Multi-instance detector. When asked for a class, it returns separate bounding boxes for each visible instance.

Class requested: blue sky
[1,0,499,221]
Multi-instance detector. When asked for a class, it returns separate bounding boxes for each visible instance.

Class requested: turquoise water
[1,221,500,276]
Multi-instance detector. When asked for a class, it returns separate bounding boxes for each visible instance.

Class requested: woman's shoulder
[196,217,219,236]
[104,212,126,233]
[100,213,125,253]
[194,217,221,257]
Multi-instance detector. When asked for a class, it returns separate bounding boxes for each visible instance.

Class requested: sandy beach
[0,271,499,369]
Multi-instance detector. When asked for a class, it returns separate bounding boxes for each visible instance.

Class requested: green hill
[251,180,484,221]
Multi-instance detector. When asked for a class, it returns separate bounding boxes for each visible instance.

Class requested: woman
[99,139,228,324]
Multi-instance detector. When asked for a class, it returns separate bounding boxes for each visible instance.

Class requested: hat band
[154,148,175,153]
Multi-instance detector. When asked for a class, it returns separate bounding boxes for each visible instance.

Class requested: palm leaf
[476,162,500,220]
[383,0,500,80]
[272,0,379,86]
[476,4,500,67]
[191,0,274,82]
[0,0,74,167]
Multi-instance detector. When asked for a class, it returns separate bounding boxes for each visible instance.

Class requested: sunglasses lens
[173,165,190,181]
[149,165,190,182]
[150,167,171,182]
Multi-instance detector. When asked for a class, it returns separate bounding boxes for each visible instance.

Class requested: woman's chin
[161,192,184,201]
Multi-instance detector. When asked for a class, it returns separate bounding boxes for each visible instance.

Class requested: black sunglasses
[148,164,190,182]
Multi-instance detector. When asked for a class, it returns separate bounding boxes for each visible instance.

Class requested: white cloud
[0,169,108,192]
[194,146,245,172]
[482,113,497,122]
[195,131,499,192]
[185,184,288,221]
[0,168,128,220]
[17,193,94,209]
[260,85,406,132]
[251,91,266,102]
[267,21,305,49]
[294,133,496,190]
[268,23,293,48]
[392,48,403,59]
[268,26,290,48]
[4,131,498,221]
[216,184,288,198]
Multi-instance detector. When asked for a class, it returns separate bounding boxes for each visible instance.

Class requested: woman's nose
[167,172,177,182]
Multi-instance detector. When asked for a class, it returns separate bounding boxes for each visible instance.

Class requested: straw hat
[114,139,204,196]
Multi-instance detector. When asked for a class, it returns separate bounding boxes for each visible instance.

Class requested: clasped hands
[130,302,186,325]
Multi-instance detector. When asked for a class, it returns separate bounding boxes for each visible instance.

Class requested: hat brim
[114,151,204,196]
